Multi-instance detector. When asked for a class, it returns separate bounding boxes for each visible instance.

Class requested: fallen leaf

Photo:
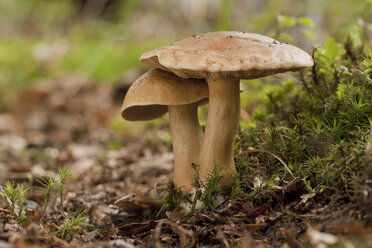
[245,204,269,218]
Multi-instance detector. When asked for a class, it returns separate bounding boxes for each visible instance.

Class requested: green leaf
[277,15,296,28]
[324,38,340,61]
[277,33,293,42]
[301,29,315,43]
[297,17,314,28]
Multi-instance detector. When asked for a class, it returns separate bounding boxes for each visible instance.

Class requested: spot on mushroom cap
[140,31,314,80]
[121,69,209,121]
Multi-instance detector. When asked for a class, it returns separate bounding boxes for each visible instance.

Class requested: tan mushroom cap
[121,69,208,121]
[140,31,314,80]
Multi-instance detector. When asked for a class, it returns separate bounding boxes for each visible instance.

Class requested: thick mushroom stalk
[169,102,203,191]
[199,79,240,186]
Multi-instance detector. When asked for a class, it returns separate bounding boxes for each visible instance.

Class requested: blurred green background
[0,0,371,114]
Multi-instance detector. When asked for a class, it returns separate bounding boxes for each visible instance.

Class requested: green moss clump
[235,36,371,202]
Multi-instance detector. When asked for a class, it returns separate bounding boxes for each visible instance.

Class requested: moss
[234,36,371,202]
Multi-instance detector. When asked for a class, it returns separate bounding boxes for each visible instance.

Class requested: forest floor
[1,78,372,248]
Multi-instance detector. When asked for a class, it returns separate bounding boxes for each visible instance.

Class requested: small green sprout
[58,166,71,212]
[200,164,223,208]
[247,179,276,205]
[229,176,243,201]
[1,181,18,215]
[163,184,182,212]
[53,211,89,240]
[38,177,57,217]
[1,182,30,225]
[15,184,29,225]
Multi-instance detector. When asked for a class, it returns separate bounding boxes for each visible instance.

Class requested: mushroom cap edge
[121,69,209,121]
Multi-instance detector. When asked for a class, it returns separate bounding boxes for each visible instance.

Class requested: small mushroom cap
[140,31,314,80]
[121,69,208,121]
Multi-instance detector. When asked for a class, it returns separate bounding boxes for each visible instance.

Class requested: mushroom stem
[199,78,240,186]
[169,102,203,192]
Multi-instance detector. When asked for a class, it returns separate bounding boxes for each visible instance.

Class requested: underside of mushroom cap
[140,31,314,80]
[121,69,208,121]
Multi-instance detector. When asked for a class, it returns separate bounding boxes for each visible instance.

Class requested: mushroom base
[169,103,203,192]
[199,78,240,187]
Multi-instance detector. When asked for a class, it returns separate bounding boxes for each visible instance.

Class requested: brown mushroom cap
[140,31,314,80]
[121,69,208,121]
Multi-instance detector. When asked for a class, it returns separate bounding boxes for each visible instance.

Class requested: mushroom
[121,68,208,191]
[140,31,314,187]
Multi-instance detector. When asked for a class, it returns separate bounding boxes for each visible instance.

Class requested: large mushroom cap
[121,69,208,121]
[140,31,314,80]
